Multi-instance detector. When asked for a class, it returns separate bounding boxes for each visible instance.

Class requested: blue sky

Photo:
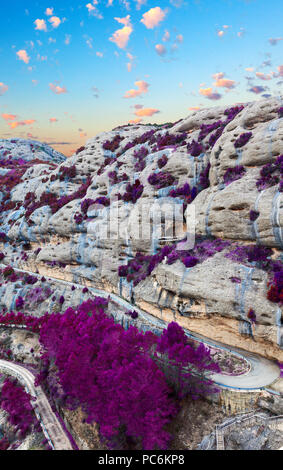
[0,0,283,155]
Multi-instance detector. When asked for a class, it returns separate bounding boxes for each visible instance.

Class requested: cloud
[2,114,16,121]
[245,67,254,72]
[188,107,201,111]
[34,19,47,31]
[255,72,273,81]
[49,117,58,123]
[248,86,265,94]
[0,83,9,95]
[135,107,160,117]
[129,118,143,124]
[217,30,225,37]
[86,1,103,19]
[141,7,166,29]
[134,0,147,9]
[16,50,30,64]
[8,120,36,129]
[49,16,61,28]
[278,65,283,76]
[163,30,170,42]
[199,87,222,100]
[124,80,149,98]
[214,78,235,89]
[45,8,54,16]
[155,44,167,56]
[269,37,282,46]
[176,34,183,43]
[65,34,71,45]
[109,16,133,49]
[49,83,68,94]
[96,51,103,57]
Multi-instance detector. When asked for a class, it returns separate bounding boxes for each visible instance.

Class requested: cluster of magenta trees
[0,297,220,450]
[0,378,41,440]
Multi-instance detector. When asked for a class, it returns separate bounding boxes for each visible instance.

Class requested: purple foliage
[256,154,283,191]
[223,165,246,185]
[102,135,124,152]
[249,210,260,222]
[234,132,252,148]
[15,296,24,310]
[187,140,204,157]
[278,107,283,118]
[94,197,110,207]
[120,180,144,204]
[148,171,176,190]
[0,378,38,439]
[157,154,168,169]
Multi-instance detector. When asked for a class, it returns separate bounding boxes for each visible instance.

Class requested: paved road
[1,264,281,392]
[0,359,73,450]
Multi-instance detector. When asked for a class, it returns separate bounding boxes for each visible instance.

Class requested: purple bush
[256,154,283,191]
[234,132,252,148]
[148,171,176,190]
[223,165,246,185]
[249,210,260,222]
[0,378,39,439]
[157,154,168,169]
[120,180,144,204]
[278,107,283,118]
[187,140,204,157]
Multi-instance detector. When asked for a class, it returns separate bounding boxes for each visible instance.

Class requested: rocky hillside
[0,97,282,361]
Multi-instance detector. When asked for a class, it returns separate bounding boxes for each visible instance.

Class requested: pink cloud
[214,78,236,89]
[49,16,61,28]
[45,7,54,16]
[199,87,222,100]
[129,118,143,124]
[277,65,283,76]
[155,44,167,56]
[2,114,17,121]
[124,80,149,98]
[16,49,30,64]
[49,117,58,123]
[0,83,9,96]
[255,72,273,81]
[135,108,160,117]
[141,7,166,29]
[34,19,47,31]
[49,83,68,94]
[109,16,133,49]
[8,120,36,129]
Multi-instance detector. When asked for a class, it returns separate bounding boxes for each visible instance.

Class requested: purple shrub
[247,308,256,324]
[94,197,110,207]
[74,213,84,225]
[156,322,220,399]
[0,378,39,439]
[249,210,260,222]
[278,107,283,118]
[0,252,4,261]
[15,297,24,310]
[102,135,124,152]
[198,120,223,142]
[187,140,204,157]
[234,132,252,148]
[148,171,176,190]
[58,165,76,181]
[223,165,246,186]
[157,154,168,169]
[256,154,283,191]
[199,163,211,190]
[120,180,144,204]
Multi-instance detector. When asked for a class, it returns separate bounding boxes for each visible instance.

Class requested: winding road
[0,359,73,450]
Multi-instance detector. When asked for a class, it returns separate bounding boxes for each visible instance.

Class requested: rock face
[0,98,282,361]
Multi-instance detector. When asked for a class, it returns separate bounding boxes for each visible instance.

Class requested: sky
[0,0,283,156]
